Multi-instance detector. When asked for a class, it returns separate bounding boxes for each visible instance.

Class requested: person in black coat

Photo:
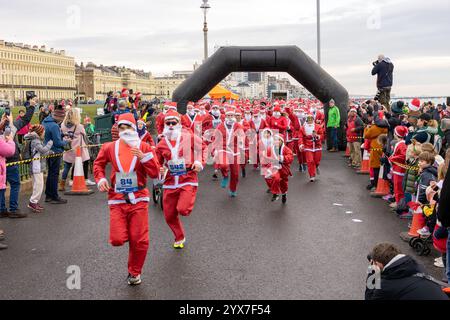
[372,55,394,110]
[365,243,448,300]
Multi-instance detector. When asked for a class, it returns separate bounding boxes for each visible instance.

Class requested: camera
[372,60,379,67]
[26,91,37,101]
[4,106,10,117]
[62,131,74,139]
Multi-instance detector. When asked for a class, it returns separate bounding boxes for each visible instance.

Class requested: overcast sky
[1,0,449,96]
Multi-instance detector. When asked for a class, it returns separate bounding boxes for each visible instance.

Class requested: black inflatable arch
[172,46,349,149]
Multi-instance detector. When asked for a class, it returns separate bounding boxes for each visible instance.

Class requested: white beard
[304,123,315,136]
[119,130,140,148]
[163,124,182,140]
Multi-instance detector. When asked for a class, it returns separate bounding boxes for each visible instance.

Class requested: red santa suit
[94,113,160,277]
[388,126,408,203]
[182,111,204,134]
[156,113,206,243]
[292,111,307,167]
[213,111,245,194]
[248,111,267,167]
[261,137,294,196]
[298,121,324,179]
[267,107,289,139]
[140,131,155,147]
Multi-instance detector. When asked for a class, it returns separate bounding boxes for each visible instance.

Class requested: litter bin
[94,114,113,144]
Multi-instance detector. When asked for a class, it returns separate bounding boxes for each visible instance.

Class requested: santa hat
[225,108,235,116]
[349,107,357,113]
[394,126,408,138]
[253,108,260,114]
[164,110,181,122]
[121,88,129,98]
[273,106,281,113]
[117,113,137,130]
[137,118,146,126]
[274,134,284,143]
[409,98,421,112]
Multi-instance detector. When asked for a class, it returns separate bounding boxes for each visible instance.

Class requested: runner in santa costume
[155,110,206,249]
[235,110,250,178]
[388,125,408,207]
[156,103,174,136]
[182,103,203,133]
[298,114,324,182]
[261,132,293,204]
[249,108,267,169]
[293,108,308,172]
[213,108,245,197]
[94,113,160,286]
[203,104,225,180]
[137,118,155,147]
[267,106,289,140]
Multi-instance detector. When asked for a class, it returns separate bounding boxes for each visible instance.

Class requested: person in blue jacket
[42,106,70,204]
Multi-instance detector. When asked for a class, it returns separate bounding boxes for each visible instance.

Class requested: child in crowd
[24,125,54,212]
[397,141,422,218]
[415,151,438,237]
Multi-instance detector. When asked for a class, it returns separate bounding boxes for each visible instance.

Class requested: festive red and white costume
[156,126,206,242]
[298,122,324,178]
[213,118,245,193]
[389,126,409,203]
[261,139,294,195]
[94,117,160,277]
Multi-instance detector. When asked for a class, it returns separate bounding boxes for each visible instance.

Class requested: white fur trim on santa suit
[140,152,154,163]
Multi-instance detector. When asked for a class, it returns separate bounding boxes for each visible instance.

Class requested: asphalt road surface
[0,152,443,300]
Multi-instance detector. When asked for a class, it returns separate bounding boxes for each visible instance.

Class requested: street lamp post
[316,0,321,66]
[200,0,211,62]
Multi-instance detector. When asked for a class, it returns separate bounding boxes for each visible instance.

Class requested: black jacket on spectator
[365,255,448,300]
[437,166,450,228]
[6,102,35,163]
[371,59,394,89]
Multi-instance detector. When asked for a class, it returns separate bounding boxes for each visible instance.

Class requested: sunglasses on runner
[165,121,179,126]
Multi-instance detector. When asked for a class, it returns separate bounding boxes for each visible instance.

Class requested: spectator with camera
[372,54,394,111]
[59,108,95,191]
[365,243,448,300]
[42,104,70,204]
[0,92,37,218]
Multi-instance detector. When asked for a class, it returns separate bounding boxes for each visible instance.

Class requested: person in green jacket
[327,99,341,152]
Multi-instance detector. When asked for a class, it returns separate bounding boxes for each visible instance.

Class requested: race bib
[168,159,187,176]
[115,172,138,194]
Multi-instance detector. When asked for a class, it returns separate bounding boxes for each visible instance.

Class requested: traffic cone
[408,206,426,237]
[357,150,370,175]
[370,165,390,198]
[65,146,94,196]
[343,143,350,158]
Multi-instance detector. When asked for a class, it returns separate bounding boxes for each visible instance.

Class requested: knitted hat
[52,107,66,123]
[30,124,45,136]
[117,113,137,130]
[394,126,408,138]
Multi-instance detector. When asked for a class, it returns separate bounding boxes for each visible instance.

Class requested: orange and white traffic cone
[343,143,350,158]
[357,150,370,175]
[370,165,390,198]
[65,146,94,196]
[408,207,426,237]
